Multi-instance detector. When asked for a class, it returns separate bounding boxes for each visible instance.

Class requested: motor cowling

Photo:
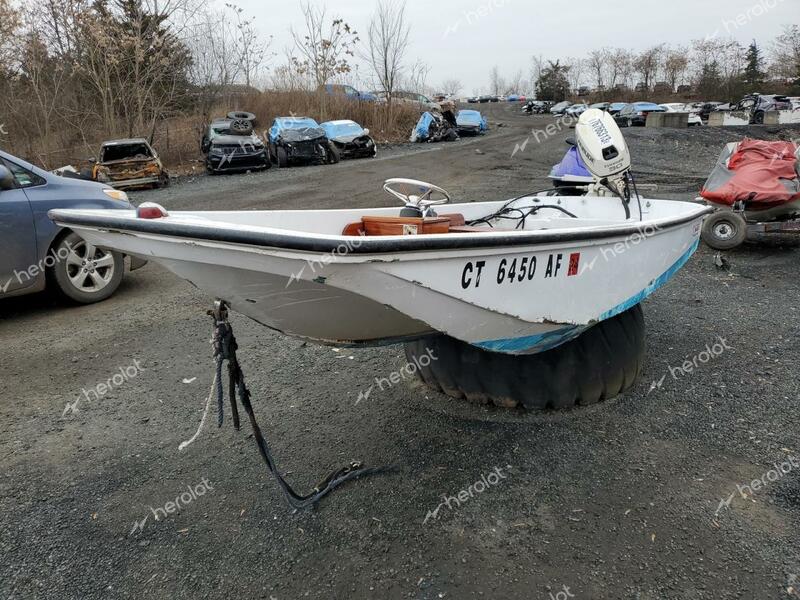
[575,109,631,182]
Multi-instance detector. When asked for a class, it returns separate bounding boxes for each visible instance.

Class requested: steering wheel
[383,178,451,215]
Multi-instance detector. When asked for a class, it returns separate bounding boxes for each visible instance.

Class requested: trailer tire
[701,211,747,250]
[403,304,646,410]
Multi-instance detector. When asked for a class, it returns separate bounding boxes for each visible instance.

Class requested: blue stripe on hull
[475,239,700,355]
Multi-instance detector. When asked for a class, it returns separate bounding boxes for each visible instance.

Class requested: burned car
[201,117,270,174]
[268,117,339,168]
[320,120,377,159]
[455,110,488,136]
[93,139,168,190]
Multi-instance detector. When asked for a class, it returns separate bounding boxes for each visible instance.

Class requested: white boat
[49,111,711,356]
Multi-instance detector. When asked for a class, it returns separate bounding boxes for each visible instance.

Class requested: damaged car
[455,110,488,136]
[92,138,168,190]
[267,117,339,168]
[723,94,793,124]
[320,120,377,159]
[410,111,459,143]
[201,117,270,174]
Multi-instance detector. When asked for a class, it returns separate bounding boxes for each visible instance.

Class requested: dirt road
[2,103,799,600]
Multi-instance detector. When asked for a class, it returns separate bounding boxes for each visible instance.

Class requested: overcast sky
[225,0,795,93]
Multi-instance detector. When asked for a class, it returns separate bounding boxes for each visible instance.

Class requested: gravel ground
[1,103,799,600]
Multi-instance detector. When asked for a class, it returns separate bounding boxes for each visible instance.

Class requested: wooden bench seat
[342,213,492,236]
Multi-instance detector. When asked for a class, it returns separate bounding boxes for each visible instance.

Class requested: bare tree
[587,48,609,93]
[608,48,633,90]
[225,3,272,88]
[770,25,800,80]
[564,57,586,93]
[405,59,431,94]
[0,0,20,70]
[633,45,664,93]
[364,0,409,105]
[290,2,359,90]
[664,47,689,91]
[489,65,505,95]
[506,69,523,94]
[440,78,462,96]
[531,55,546,92]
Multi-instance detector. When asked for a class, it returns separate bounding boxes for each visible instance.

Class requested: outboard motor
[574,109,631,187]
[574,108,637,219]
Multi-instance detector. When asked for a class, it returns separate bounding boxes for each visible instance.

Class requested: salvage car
[92,138,168,190]
[724,94,793,124]
[614,102,665,127]
[386,91,440,111]
[0,148,145,304]
[321,84,378,103]
[659,103,704,126]
[455,110,488,136]
[201,117,270,174]
[608,102,628,115]
[565,103,589,117]
[410,112,459,143]
[688,102,723,122]
[320,120,376,159]
[268,117,339,167]
[550,101,572,115]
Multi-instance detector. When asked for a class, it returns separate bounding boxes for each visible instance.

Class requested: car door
[0,157,39,294]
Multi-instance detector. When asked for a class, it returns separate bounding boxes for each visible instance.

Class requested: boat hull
[52,198,709,354]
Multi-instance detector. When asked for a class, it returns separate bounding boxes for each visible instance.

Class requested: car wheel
[701,211,748,250]
[276,147,289,168]
[49,232,123,304]
[753,111,765,124]
[227,111,257,123]
[326,141,341,164]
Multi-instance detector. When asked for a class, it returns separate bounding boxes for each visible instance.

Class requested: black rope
[208,306,386,511]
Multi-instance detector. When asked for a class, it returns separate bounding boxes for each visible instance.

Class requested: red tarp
[701,139,800,208]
